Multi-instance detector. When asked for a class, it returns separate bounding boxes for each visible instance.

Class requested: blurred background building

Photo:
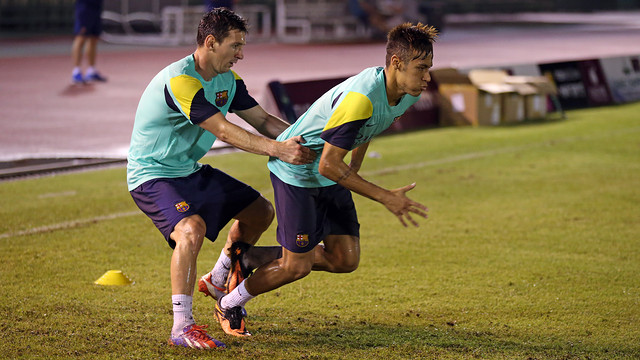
[1,0,639,38]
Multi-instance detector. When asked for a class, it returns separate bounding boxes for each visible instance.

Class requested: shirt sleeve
[166,74,220,125]
[320,91,373,150]
[229,76,259,112]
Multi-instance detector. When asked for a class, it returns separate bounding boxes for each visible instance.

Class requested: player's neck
[384,68,403,106]
[192,49,219,81]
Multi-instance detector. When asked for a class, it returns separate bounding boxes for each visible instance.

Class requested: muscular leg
[244,234,360,296]
[242,245,282,271]
[170,215,207,295]
[244,248,314,296]
[222,195,274,257]
[199,195,275,296]
[312,234,360,273]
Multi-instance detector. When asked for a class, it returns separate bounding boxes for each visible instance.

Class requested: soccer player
[213,22,436,337]
[127,8,315,349]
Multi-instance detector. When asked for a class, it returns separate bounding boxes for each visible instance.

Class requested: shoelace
[185,325,212,341]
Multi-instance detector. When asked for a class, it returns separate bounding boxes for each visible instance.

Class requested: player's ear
[205,35,216,50]
[391,55,401,70]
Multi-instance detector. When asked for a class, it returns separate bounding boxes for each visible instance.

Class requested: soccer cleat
[85,71,107,82]
[168,324,226,349]
[198,273,227,301]
[215,297,251,337]
[226,241,253,293]
[71,72,84,84]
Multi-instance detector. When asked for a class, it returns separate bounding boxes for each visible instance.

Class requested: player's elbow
[211,122,233,144]
[318,158,336,180]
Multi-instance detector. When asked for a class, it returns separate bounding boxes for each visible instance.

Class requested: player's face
[212,29,246,74]
[398,53,433,97]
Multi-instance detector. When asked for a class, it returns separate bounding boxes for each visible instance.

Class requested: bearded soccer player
[127,8,314,349]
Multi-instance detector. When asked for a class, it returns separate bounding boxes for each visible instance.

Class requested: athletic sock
[171,294,195,337]
[86,66,97,76]
[221,280,254,310]
[72,67,82,76]
[210,249,231,288]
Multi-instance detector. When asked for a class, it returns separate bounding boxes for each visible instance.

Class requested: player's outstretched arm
[319,142,428,227]
[199,112,315,165]
[234,105,291,139]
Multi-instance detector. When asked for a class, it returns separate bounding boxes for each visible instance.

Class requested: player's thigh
[280,246,315,278]
[170,214,207,248]
[270,173,323,253]
[324,182,359,232]
[130,177,201,248]
[323,234,361,263]
[233,194,274,230]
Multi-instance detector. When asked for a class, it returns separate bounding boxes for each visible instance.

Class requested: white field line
[0,211,142,239]
[363,126,640,177]
[2,126,638,240]
[361,144,533,177]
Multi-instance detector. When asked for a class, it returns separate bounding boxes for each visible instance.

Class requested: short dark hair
[385,23,438,66]
[197,8,248,46]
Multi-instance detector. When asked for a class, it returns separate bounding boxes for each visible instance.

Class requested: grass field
[1,103,639,359]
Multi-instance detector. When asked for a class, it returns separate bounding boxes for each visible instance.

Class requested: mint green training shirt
[267,67,419,188]
[127,54,257,191]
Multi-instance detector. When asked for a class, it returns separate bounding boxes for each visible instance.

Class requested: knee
[335,256,359,273]
[172,216,206,251]
[253,196,275,231]
[282,261,312,282]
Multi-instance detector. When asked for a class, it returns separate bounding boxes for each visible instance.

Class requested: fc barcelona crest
[174,201,190,212]
[296,234,309,248]
[215,90,229,107]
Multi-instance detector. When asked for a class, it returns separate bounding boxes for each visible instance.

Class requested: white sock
[171,294,194,337]
[72,67,81,76]
[211,249,231,288]
[86,66,97,75]
[221,280,254,310]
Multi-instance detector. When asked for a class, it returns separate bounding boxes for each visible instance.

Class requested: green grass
[1,103,639,359]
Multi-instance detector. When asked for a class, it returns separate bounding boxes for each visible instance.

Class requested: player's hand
[277,136,316,165]
[384,183,429,227]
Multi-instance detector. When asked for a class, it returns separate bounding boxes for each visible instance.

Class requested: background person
[71,0,107,84]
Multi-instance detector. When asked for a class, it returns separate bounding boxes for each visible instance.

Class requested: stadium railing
[275,0,370,43]
[100,0,271,46]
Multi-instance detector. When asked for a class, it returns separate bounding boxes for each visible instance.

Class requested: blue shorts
[270,172,360,253]
[130,165,261,249]
[74,0,103,36]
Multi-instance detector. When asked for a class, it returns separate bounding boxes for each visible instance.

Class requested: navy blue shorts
[270,172,360,253]
[130,165,261,249]
[74,0,103,36]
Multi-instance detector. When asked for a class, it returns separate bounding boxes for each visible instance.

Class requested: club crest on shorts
[296,234,309,248]
[215,90,228,107]
[174,201,190,212]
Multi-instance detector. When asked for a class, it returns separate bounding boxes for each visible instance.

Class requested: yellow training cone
[94,270,134,286]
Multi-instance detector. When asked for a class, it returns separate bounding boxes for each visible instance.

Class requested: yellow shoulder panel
[169,74,203,119]
[324,92,373,131]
